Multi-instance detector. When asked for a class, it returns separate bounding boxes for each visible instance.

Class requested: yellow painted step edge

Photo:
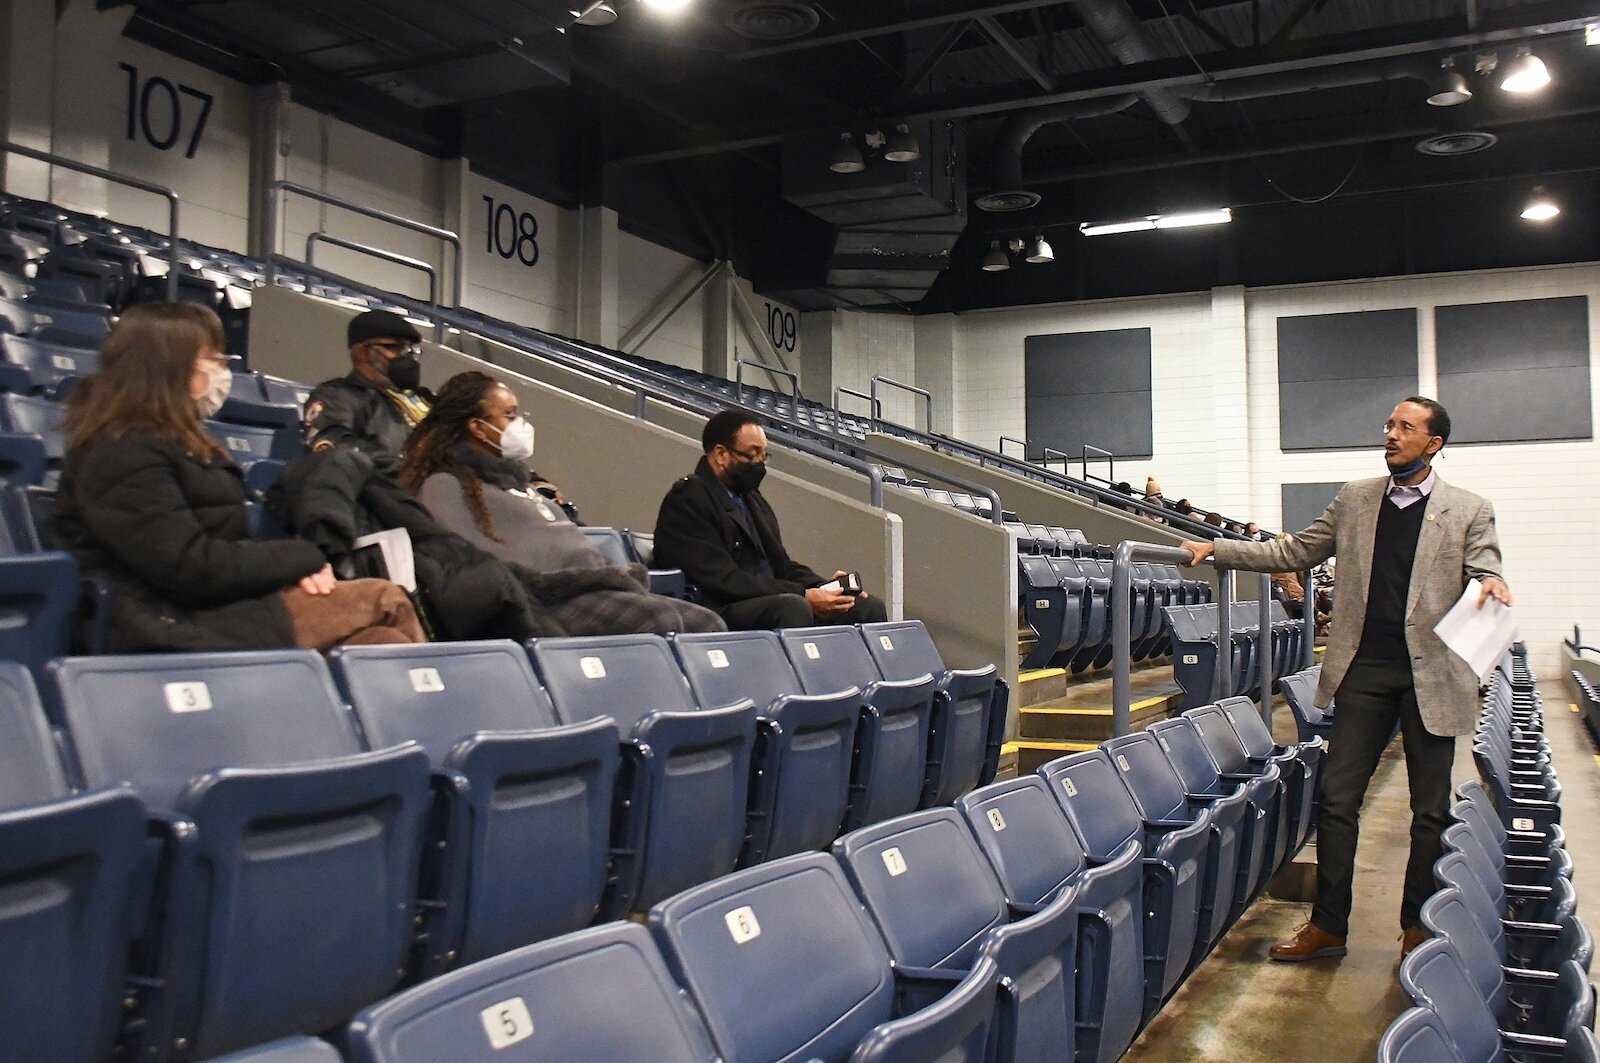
[1018,668,1068,683]
[1009,739,1099,752]
[1021,694,1173,717]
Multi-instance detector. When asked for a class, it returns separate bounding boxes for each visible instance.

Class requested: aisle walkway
[1125,679,1600,1062]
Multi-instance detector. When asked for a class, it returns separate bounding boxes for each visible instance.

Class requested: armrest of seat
[648,568,687,599]
[0,431,47,486]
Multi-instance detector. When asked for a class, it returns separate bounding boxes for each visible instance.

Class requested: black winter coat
[653,458,824,609]
[54,430,326,651]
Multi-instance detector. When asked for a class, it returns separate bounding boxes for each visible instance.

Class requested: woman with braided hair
[400,371,725,636]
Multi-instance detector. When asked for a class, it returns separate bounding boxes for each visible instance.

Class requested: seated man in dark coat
[304,309,433,463]
[654,409,889,630]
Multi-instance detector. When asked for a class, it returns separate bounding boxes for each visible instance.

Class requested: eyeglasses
[728,446,767,463]
[1382,420,1431,436]
[371,341,422,357]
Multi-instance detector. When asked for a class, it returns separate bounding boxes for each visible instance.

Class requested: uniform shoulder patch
[303,399,325,425]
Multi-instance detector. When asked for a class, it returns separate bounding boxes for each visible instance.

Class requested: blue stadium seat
[328,640,620,973]
[47,650,433,1060]
[579,526,633,566]
[202,1038,344,1063]
[0,662,145,1063]
[1070,560,1114,673]
[1039,748,1209,1024]
[0,547,78,677]
[1105,729,1246,973]
[1376,1007,1467,1063]
[0,391,66,476]
[1186,703,1293,882]
[670,629,858,863]
[257,374,315,410]
[1017,555,1068,670]
[1214,695,1323,859]
[778,625,936,829]
[528,634,757,914]
[0,332,97,394]
[956,775,1143,1063]
[1433,849,1591,979]
[648,851,998,1063]
[0,429,47,486]
[621,528,690,598]
[203,419,302,470]
[833,808,1079,1063]
[216,372,301,431]
[347,922,718,1062]
[1442,822,1576,929]
[1147,716,1279,924]
[860,619,1005,805]
[1280,667,1334,746]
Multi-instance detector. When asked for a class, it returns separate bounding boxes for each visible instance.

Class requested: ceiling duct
[1073,0,1192,126]
[979,94,1138,212]
[1416,130,1499,155]
[722,1,821,40]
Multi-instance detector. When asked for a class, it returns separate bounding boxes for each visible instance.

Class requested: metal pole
[869,375,935,434]
[1216,570,1233,702]
[1113,540,1202,737]
[1301,568,1316,670]
[1258,572,1275,727]
[306,232,438,309]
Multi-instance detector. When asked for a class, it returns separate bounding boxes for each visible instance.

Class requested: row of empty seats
[1381,646,1600,1061]
[1017,555,1205,672]
[1166,599,1305,710]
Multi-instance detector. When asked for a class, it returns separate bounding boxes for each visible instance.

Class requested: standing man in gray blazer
[1181,396,1511,963]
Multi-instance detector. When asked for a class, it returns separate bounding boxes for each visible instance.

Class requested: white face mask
[487,416,535,462]
[195,362,232,419]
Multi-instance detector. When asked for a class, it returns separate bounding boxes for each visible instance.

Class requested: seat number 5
[480,996,534,1049]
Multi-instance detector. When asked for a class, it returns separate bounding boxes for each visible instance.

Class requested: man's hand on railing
[1180,540,1214,567]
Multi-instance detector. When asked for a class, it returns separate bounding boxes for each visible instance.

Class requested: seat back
[1037,749,1141,860]
[957,776,1089,907]
[1398,939,1503,1063]
[1187,704,1251,775]
[778,624,880,694]
[208,1039,346,1063]
[579,527,632,567]
[671,629,802,711]
[0,660,66,805]
[1103,731,1190,822]
[1215,696,1282,760]
[530,634,697,733]
[0,332,98,391]
[1376,1008,1466,1063]
[1146,718,1223,795]
[329,640,560,764]
[1420,889,1506,1016]
[648,852,900,1063]
[834,808,1008,971]
[0,391,64,461]
[204,419,297,467]
[346,923,715,1063]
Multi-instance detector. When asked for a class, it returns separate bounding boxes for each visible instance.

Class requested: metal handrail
[998,435,1028,458]
[262,180,462,340]
[1082,443,1114,483]
[834,386,881,434]
[306,232,437,308]
[1,140,181,300]
[735,359,801,421]
[870,375,933,435]
[1566,626,1600,659]
[1040,447,1071,470]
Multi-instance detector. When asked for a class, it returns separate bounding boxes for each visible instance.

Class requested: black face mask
[385,352,422,392]
[726,459,767,495]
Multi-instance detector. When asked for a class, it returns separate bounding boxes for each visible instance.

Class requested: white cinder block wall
[812,262,1600,673]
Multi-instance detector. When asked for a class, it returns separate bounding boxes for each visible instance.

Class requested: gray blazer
[1212,475,1503,737]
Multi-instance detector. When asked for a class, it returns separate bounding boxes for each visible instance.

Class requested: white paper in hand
[351,528,417,592]
[1432,578,1518,682]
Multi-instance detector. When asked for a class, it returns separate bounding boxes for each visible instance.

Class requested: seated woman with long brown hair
[55,302,425,652]
[399,371,725,636]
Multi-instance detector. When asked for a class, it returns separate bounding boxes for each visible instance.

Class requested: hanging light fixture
[883,124,921,163]
[1426,58,1472,106]
[981,241,1011,272]
[1499,49,1551,93]
[829,133,865,174]
[571,1,618,25]
[641,0,693,9]
[1024,234,1054,263]
[1520,188,1560,221]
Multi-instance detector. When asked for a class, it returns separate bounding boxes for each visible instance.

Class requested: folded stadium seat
[670,630,859,863]
[1003,521,1046,556]
[1069,560,1113,674]
[257,373,315,410]
[1043,556,1095,669]
[955,775,1143,1063]
[1419,888,1595,1039]
[620,528,689,599]
[0,539,78,675]
[202,1038,344,1062]
[1038,748,1210,1027]
[38,239,142,308]
[0,292,110,347]
[0,332,98,395]
[1400,938,1598,1063]
[1213,695,1323,859]
[347,922,720,1062]
[1105,730,1247,974]
[832,808,1080,1063]
[1148,717,1279,924]
[1432,850,1591,978]
[1048,526,1088,554]
[202,418,304,472]
[1449,793,1573,891]
[528,634,758,914]
[1018,555,1068,671]
[328,640,621,974]
[1376,1007,1469,1063]
[777,625,937,830]
[648,851,999,1063]
[860,620,1005,806]
[0,662,145,1063]
[1455,778,1566,862]
[1442,822,1576,928]
[216,373,301,431]
[1474,731,1561,829]
[47,650,434,1061]
[1280,667,1335,746]
[579,525,633,567]
[1187,703,1295,878]
[925,488,956,507]
[1023,523,1063,557]
[0,390,66,484]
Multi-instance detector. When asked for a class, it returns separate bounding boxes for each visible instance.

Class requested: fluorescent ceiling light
[1500,51,1551,93]
[641,0,692,10]
[1153,208,1233,229]
[1586,23,1599,46]
[1521,193,1560,221]
[1079,218,1156,236]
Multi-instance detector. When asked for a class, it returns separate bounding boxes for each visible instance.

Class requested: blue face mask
[1387,444,1436,481]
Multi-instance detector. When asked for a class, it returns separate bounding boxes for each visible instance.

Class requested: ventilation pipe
[982,94,1138,210]
[1073,0,1193,125]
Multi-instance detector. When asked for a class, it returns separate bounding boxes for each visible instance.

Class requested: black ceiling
[110,0,1600,312]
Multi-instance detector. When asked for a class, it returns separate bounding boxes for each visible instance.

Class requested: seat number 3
[480,996,535,1049]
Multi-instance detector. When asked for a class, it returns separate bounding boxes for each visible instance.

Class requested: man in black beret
[303,309,433,464]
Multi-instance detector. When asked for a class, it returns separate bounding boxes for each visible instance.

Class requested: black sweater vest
[1356,493,1430,662]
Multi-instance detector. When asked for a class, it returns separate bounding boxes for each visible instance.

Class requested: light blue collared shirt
[1386,467,1436,510]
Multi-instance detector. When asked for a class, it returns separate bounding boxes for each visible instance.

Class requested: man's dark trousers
[718,593,889,631]
[1311,656,1456,937]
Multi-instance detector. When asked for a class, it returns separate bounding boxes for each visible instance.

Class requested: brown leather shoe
[1269,921,1348,962]
[1400,926,1429,959]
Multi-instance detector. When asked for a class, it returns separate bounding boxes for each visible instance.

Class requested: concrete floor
[1123,678,1600,1063]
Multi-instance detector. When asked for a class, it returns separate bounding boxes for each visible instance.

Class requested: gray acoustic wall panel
[1024,327,1153,461]
[1277,309,1418,451]
[1281,481,1345,536]
[1434,297,1592,444]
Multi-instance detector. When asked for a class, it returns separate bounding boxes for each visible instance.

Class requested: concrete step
[1003,738,1098,776]
[1020,692,1177,741]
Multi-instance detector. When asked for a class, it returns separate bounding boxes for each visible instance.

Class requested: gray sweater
[419,472,606,572]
